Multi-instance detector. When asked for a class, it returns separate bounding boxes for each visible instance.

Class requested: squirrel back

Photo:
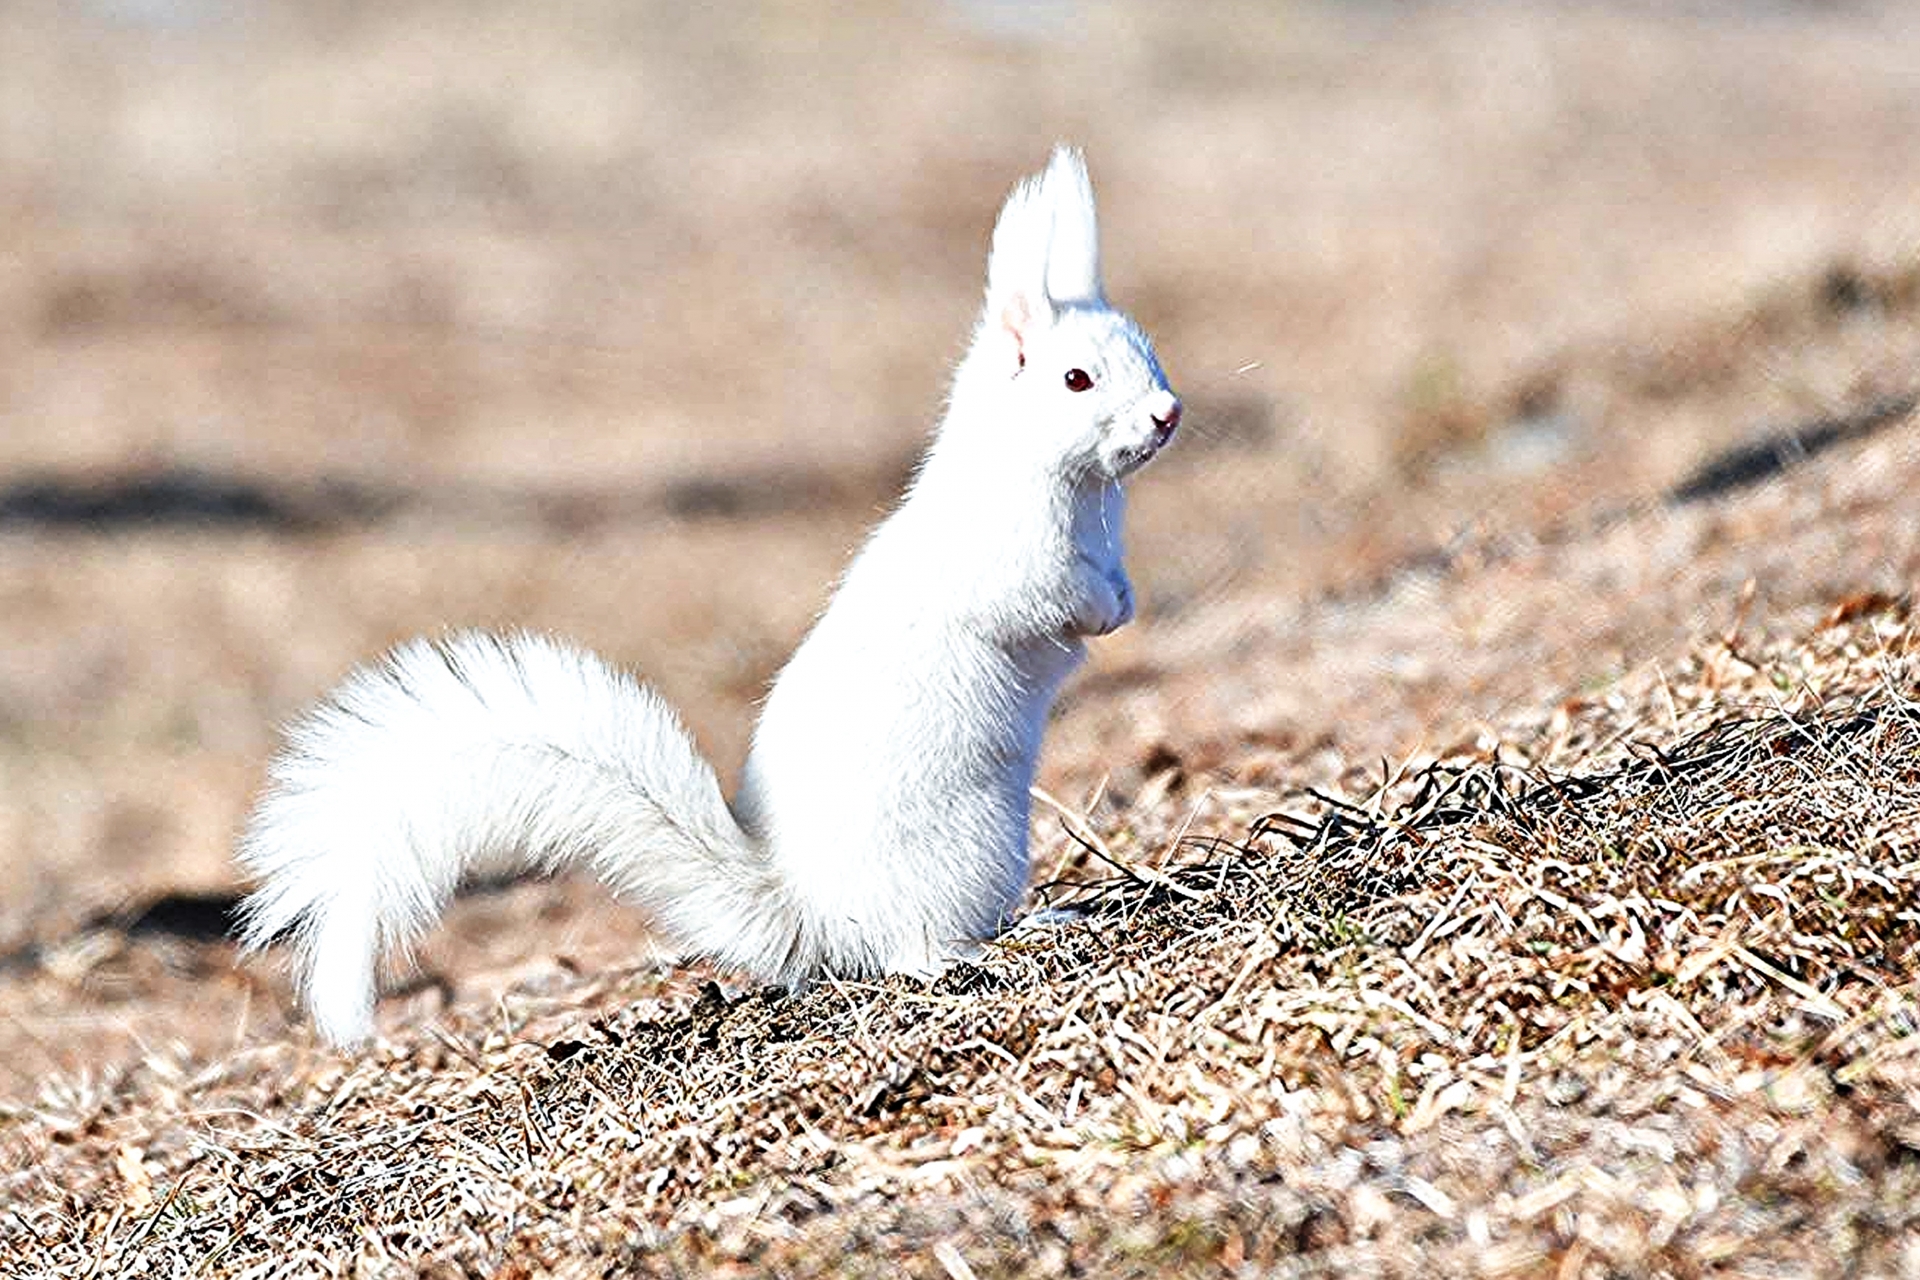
[238,147,1180,1046]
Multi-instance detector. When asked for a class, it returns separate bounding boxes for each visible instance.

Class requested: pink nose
[1151,397,1182,443]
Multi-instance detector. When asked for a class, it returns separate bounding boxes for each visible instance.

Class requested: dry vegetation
[9,592,1920,1276]
[4,0,1920,1275]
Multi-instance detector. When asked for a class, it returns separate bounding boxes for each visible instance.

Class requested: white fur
[237,147,1180,1046]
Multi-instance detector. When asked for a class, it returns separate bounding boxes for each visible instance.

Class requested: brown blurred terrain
[2,1,1919,1273]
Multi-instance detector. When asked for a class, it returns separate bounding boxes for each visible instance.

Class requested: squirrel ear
[1037,146,1103,307]
[997,288,1044,370]
[982,145,1104,371]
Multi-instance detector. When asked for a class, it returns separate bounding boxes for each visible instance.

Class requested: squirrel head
[963,147,1180,483]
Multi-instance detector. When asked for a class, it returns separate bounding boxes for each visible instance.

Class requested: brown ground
[3,1,1919,1275]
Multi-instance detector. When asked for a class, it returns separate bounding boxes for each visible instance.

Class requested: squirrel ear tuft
[1037,146,1103,307]
[983,145,1106,357]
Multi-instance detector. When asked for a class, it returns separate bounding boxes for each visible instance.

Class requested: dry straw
[6,612,1918,1276]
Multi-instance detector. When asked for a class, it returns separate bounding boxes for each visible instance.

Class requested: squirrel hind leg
[1007,905,1089,933]
[878,937,985,980]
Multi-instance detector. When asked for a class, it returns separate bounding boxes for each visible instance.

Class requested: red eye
[1064,368,1094,392]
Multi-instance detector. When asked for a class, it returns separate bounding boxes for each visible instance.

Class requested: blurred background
[3,0,1919,1080]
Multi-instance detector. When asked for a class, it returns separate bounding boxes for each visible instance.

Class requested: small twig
[1030,786,1206,900]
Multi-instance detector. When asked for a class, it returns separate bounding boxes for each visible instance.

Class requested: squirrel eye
[1064,368,1094,392]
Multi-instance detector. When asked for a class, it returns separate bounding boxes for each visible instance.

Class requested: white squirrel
[238,147,1181,1047]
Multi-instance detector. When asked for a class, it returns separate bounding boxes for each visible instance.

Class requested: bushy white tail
[237,632,793,1046]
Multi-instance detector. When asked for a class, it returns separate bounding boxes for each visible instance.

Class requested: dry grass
[5,609,1918,1276]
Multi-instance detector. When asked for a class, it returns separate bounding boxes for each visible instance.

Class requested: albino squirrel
[238,147,1181,1046]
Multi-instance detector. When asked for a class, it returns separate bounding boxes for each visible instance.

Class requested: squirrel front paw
[1070,561,1134,637]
